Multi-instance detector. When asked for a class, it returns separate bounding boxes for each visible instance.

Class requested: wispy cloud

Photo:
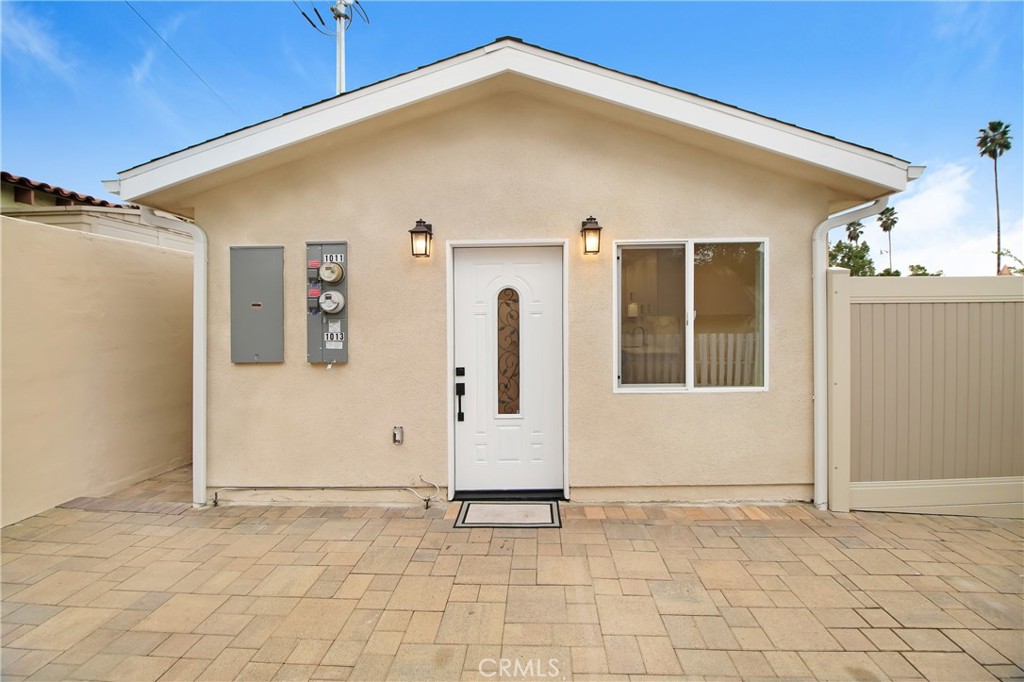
[131,48,156,87]
[280,40,326,93]
[1,4,74,82]
[931,2,1004,73]
[933,2,993,43]
[124,9,208,140]
[126,8,188,88]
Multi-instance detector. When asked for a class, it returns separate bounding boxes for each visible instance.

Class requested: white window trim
[612,237,770,394]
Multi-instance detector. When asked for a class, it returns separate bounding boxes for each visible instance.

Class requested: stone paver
[1,466,1021,681]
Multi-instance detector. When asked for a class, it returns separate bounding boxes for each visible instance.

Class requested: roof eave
[116,39,911,203]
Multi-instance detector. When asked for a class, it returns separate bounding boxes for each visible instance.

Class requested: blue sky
[2,1,1022,275]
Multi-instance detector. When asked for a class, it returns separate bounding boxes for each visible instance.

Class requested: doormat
[454,501,561,528]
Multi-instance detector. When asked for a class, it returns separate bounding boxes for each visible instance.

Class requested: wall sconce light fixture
[409,219,433,258]
[581,216,602,255]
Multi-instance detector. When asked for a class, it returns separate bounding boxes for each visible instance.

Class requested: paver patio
[1,467,1021,681]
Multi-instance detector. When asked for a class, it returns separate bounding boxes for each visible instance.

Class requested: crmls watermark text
[478,658,561,678]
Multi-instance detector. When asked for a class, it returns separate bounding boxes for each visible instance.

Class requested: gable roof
[111,37,915,204]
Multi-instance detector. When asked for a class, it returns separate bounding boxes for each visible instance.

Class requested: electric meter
[318,262,345,284]
[307,241,348,364]
[318,290,345,314]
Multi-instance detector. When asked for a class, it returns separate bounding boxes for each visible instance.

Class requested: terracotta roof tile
[2,171,129,208]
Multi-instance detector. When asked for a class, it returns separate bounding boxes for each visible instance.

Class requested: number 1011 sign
[307,241,348,364]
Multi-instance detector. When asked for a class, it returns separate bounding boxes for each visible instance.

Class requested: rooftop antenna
[293,0,369,95]
[331,0,369,94]
[330,0,353,94]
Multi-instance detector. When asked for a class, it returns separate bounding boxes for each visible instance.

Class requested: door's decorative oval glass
[497,288,521,414]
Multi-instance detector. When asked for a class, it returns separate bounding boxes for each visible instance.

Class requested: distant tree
[977,121,1013,273]
[995,249,1024,275]
[877,207,898,272]
[877,268,901,277]
[829,240,876,276]
[845,220,864,243]
[908,264,943,276]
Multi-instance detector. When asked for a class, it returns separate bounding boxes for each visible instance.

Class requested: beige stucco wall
[177,91,839,502]
[1,217,193,524]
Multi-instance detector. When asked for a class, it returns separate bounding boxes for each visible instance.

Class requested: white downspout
[138,207,209,508]
[811,197,888,510]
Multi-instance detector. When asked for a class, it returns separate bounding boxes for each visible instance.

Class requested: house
[2,171,193,251]
[106,37,922,508]
[2,171,125,210]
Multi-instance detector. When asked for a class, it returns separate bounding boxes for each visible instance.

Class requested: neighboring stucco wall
[185,92,833,501]
[1,217,193,524]
[2,206,194,252]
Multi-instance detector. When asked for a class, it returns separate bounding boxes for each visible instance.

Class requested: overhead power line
[123,1,242,121]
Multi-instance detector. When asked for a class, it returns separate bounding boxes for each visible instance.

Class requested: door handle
[455,381,465,422]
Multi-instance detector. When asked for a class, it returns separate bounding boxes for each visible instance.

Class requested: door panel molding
[447,240,569,500]
[454,246,561,491]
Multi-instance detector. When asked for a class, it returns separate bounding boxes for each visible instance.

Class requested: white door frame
[446,239,570,501]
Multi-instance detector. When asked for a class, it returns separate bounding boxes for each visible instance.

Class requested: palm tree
[878,207,898,272]
[977,121,1013,273]
[846,220,864,243]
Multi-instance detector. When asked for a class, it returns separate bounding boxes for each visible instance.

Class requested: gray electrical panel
[230,246,284,363]
[306,241,348,363]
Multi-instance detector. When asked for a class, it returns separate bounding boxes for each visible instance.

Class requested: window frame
[612,237,770,394]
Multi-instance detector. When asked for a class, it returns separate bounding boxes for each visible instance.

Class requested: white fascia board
[500,47,909,190]
[118,42,909,200]
[117,47,502,200]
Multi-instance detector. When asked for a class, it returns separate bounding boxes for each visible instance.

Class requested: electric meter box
[306,241,349,364]
[230,245,284,363]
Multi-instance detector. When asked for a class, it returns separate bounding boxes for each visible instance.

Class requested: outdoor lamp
[409,219,433,258]
[581,216,602,255]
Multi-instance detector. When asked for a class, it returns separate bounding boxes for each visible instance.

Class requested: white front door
[453,246,564,493]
